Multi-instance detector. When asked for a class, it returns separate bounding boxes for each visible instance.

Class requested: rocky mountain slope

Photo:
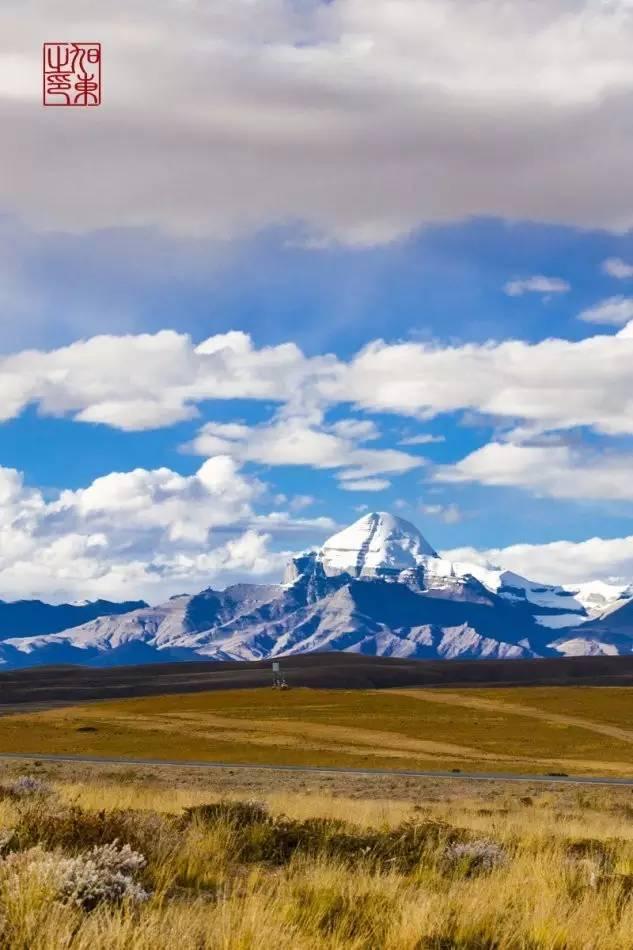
[0,512,630,668]
[0,598,146,643]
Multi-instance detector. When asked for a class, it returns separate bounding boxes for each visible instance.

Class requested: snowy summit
[318,511,438,578]
[0,510,630,667]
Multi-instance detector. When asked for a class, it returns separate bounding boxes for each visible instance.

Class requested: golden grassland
[0,685,631,776]
[0,761,630,947]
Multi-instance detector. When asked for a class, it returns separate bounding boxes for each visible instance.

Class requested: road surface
[0,751,632,786]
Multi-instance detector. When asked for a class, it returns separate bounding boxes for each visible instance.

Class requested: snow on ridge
[563,580,633,618]
[551,638,620,657]
[0,510,631,666]
[318,511,438,577]
[317,512,593,625]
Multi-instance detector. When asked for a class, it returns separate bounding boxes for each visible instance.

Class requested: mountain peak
[318,511,438,578]
[1,507,632,666]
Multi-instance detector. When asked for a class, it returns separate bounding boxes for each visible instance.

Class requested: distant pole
[272,660,280,688]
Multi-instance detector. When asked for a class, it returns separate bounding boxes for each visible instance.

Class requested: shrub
[1,775,55,801]
[2,841,148,911]
[0,828,15,857]
[442,839,508,877]
[566,838,616,871]
[183,799,270,828]
[183,800,469,872]
[14,804,172,859]
[55,841,148,910]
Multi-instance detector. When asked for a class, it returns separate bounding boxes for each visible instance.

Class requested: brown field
[0,685,631,776]
[0,683,630,947]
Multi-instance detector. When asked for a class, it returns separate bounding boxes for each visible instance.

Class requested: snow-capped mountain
[0,512,630,668]
[319,511,438,576]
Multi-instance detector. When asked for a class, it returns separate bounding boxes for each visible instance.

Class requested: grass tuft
[0,767,628,946]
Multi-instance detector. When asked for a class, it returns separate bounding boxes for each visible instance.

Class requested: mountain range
[0,512,631,669]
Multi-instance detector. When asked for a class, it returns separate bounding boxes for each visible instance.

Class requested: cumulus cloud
[326,322,633,437]
[504,276,570,297]
[4,2,633,241]
[5,443,631,596]
[53,456,261,544]
[0,330,335,431]
[420,503,463,524]
[602,257,633,279]
[443,535,633,587]
[4,323,633,444]
[435,441,633,501]
[0,459,333,603]
[578,295,633,325]
[187,415,420,481]
[2,321,633,542]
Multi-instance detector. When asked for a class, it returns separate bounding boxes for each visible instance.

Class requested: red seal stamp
[43,43,101,107]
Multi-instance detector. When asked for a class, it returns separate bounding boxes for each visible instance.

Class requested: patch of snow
[319,511,437,577]
[563,580,633,618]
[534,613,590,630]
[551,638,621,657]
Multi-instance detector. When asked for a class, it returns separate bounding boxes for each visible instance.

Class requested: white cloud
[602,257,633,279]
[399,434,445,446]
[5,323,633,443]
[4,2,633,241]
[421,503,463,524]
[0,330,335,431]
[151,531,286,585]
[54,456,261,544]
[188,415,420,481]
[328,419,380,441]
[250,511,335,534]
[443,536,633,587]
[0,459,333,603]
[288,494,315,512]
[436,441,633,501]
[3,324,633,464]
[339,478,391,492]
[504,276,570,297]
[326,321,633,437]
[578,295,633,325]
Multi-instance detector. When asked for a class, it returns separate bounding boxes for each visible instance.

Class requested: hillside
[0,652,631,709]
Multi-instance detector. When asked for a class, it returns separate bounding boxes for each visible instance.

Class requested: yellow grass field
[0,758,630,948]
[0,685,631,776]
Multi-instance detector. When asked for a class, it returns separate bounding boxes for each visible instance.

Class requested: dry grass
[0,686,631,776]
[0,765,628,947]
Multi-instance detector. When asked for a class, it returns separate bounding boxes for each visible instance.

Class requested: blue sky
[2,1,633,601]
[3,216,633,575]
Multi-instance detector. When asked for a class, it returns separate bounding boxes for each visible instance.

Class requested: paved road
[0,751,632,786]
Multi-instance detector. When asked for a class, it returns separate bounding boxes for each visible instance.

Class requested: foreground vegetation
[0,686,631,776]
[0,767,629,947]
